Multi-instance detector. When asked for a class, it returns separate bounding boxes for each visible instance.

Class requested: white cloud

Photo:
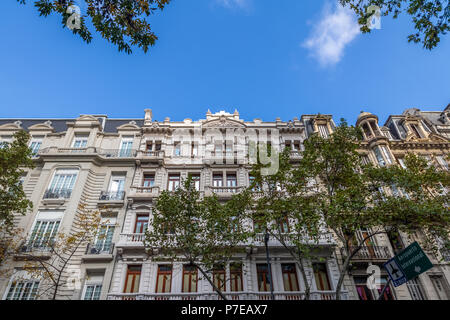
[216,0,250,9]
[303,2,361,67]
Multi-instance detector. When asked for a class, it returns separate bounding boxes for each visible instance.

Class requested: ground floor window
[5,280,39,300]
[313,263,331,291]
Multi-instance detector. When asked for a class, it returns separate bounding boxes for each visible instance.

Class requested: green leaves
[340,0,450,50]
[17,0,172,54]
[0,130,34,231]
[145,175,252,274]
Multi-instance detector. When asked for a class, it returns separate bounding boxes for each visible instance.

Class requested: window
[155,265,172,293]
[282,264,299,291]
[387,229,404,254]
[398,158,407,169]
[134,214,149,233]
[29,138,42,155]
[226,173,237,187]
[278,215,290,233]
[94,218,116,253]
[146,141,153,151]
[189,174,200,191]
[380,146,393,164]
[83,284,102,300]
[213,173,223,187]
[155,142,162,151]
[119,137,133,157]
[430,275,449,300]
[354,276,373,300]
[182,265,198,293]
[123,265,141,293]
[436,156,448,171]
[406,278,426,300]
[373,146,386,166]
[45,169,78,199]
[108,175,125,199]
[410,123,422,138]
[72,134,89,148]
[191,142,198,157]
[167,174,180,191]
[318,125,329,138]
[142,174,155,187]
[256,264,272,292]
[174,142,181,156]
[213,266,226,292]
[230,263,243,292]
[5,280,39,300]
[28,211,63,250]
[313,263,331,291]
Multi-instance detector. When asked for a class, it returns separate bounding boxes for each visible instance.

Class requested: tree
[145,176,252,300]
[299,120,450,299]
[247,146,327,300]
[0,130,34,237]
[340,0,450,50]
[17,205,102,300]
[17,0,172,54]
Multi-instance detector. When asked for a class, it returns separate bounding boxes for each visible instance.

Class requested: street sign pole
[377,278,392,300]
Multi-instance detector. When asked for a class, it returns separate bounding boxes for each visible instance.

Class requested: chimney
[144,109,152,125]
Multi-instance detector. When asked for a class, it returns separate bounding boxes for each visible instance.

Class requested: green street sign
[383,241,433,287]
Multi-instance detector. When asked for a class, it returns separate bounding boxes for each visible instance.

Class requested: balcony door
[108,175,125,199]
[134,214,149,234]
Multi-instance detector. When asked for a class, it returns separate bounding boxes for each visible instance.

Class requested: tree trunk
[193,263,228,300]
[296,257,311,300]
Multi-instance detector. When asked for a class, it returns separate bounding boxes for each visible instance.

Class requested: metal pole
[264,231,275,300]
[377,278,392,300]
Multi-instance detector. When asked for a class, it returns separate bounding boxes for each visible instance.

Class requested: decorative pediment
[77,115,100,122]
[0,122,21,131]
[28,122,55,133]
[202,116,246,129]
[117,122,141,131]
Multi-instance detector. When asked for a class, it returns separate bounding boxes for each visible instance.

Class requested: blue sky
[0,0,449,125]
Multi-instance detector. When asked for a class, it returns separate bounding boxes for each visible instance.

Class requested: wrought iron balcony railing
[99,191,125,201]
[85,242,115,255]
[43,188,72,199]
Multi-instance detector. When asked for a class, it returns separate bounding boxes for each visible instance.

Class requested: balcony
[252,232,335,247]
[82,243,115,262]
[342,246,391,261]
[206,186,243,198]
[137,150,165,163]
[117,233,145,248]
[107,291,348,300]
[42,188,72,205]
[98,191,126,207]
[98,149,137,158]
[128,186,160,200]
[13,241,54,260]
[38,147,137,159]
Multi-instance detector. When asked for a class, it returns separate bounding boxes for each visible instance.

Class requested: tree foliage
[248,147,330,300]
[17,0,171,54]
[145,176,253,300]
[0,130,34,232]
[298,119,449,299]
[341,0,450,49]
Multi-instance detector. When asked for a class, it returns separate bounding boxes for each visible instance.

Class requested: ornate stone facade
[0,106,448,300]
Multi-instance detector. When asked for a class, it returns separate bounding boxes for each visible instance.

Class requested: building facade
[0,105,448,300]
